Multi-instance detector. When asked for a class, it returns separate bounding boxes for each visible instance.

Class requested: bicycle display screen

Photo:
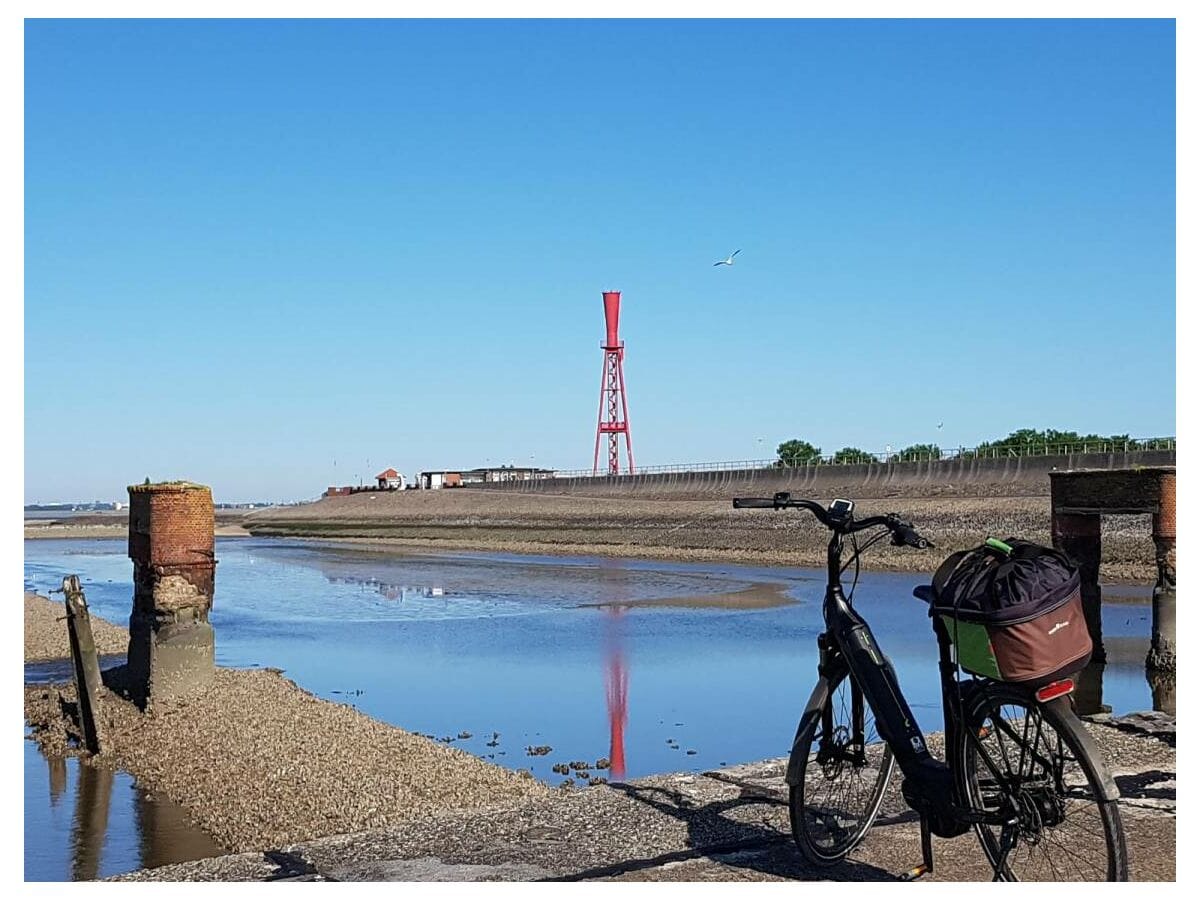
[827,498,855,525]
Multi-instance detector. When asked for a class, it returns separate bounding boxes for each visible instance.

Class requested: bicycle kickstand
[899,815,934,881]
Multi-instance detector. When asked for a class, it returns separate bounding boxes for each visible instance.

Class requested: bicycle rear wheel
[788,672,895,865]
[954,682,1128,881]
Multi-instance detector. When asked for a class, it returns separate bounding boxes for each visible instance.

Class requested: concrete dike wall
[472,449,1177,501]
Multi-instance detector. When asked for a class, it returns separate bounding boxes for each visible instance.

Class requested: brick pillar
[1051,511,1104,664]
[1148,471,1176,675]
[127,482,216,707]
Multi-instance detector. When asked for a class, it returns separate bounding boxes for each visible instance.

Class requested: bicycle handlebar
[730,498,778,509]
[731,493,934,548]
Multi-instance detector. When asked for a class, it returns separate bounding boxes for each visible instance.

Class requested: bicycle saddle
[913,584,936,604]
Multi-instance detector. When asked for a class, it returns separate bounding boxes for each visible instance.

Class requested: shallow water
[24,537,1157,879]
[22,730,224,881]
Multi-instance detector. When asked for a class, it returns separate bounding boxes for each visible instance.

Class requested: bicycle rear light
[1034,679,1075,703]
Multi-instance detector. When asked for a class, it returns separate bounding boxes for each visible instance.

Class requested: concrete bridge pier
[1049,467,1176,714]
[1050,511,1104,663]
[1149,471,1176,673]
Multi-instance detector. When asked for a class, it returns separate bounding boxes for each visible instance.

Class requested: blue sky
[25,19,1175,502]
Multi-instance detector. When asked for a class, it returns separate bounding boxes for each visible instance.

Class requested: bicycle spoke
[959,689,1121,881]
[793,675,893,861]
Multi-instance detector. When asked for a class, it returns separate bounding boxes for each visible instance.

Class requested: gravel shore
[247,491,1157,582]
[108,713,1175,882]
[25,666,549,853]
[24,591,128,661]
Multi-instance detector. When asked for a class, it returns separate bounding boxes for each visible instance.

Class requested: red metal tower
[593,290,635,475]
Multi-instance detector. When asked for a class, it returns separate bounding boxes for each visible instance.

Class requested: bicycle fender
[1044,696,1121,802]
[784,676,834,787]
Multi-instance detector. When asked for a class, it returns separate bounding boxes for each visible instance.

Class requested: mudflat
[24,510,249,540]
[245,490,1156,581]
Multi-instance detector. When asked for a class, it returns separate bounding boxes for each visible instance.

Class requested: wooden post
[62,575,104,754]
[70,764,114,882]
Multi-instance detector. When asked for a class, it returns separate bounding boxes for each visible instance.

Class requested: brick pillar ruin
[127,482,216,707]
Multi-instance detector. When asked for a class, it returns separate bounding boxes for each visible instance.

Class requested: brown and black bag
[929,538,1093,685]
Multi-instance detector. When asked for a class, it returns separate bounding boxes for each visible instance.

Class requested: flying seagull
[713,250,741,267]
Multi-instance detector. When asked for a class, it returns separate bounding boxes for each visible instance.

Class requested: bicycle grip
[732,497,777,509]
[892,523,933,549]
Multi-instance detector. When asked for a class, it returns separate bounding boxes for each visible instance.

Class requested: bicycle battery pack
[832,611,968,837]
[833,616,932,766]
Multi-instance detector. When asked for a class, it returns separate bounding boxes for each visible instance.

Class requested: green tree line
[775,429,1156,467]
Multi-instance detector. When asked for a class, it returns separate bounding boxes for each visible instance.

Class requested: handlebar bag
[929,539,1092,684]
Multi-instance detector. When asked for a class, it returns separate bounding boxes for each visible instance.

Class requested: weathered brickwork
[126,482,217,707]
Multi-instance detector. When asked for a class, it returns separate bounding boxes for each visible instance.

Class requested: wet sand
[586,582,794,610]
[245,491,1157,582]
[24,591,128,661]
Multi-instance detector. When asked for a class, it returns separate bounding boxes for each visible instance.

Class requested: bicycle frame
[785,532,961,789]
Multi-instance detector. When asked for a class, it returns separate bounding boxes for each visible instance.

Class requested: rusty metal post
[1051,511,1104,664]
[1148,471,1176,675]
[62,575,104,754]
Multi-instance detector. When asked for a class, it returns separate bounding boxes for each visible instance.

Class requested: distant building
[376,468,404,490]
[468,465,557,482]
[418,471,463,490]
[324,486,353,497]
[417,466,557,489]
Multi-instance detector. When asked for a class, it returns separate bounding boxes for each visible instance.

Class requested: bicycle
[732,492,1127,881]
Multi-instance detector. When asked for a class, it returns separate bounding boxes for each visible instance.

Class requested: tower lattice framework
[593,290,635,475]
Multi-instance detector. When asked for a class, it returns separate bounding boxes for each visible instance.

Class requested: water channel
[24,537,1156,880]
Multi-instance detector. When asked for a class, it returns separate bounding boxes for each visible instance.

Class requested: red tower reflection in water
[599,560,629,780]
[605,608,628,780]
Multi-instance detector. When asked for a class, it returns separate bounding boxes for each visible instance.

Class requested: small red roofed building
[376,468,404,490]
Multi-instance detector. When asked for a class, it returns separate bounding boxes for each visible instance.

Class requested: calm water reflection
[24,537,1159,878]
[23,736,224,881]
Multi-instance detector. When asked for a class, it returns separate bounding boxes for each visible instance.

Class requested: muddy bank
[24,591,128,662]
[585,582,794,610]
[25,523,250,540]
[25,510,250,540]
[246,492,1156,582]
[25,667,549,854]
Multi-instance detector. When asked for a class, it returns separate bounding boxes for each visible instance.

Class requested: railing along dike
[527,436,1177,482]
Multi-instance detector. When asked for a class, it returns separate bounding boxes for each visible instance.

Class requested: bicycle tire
[788,671,896,865]
[953,681,1128,881]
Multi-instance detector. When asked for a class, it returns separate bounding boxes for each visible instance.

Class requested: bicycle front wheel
[788,672,895,865]
[954,682,1128,881]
